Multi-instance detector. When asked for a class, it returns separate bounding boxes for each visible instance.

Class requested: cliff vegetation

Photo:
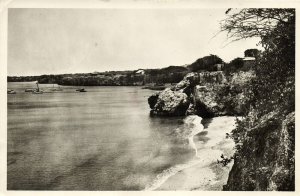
[220,8,295,191]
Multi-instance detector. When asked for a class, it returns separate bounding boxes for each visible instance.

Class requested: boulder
[148,73,200,116]
[150,88,190,116]
[193,85,226,117]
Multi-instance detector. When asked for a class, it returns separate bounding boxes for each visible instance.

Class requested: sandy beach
[155,116,237,191]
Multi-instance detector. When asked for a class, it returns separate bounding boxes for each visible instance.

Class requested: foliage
[221,7,295,138]
[223,57,244,74]
[220,9,294,45]
[160,66,188,73]
[187,54,223,72]
[222,8,295,191]
[244,49,260,58]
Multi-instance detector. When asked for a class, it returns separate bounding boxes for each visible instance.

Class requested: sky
[8,8,261,76]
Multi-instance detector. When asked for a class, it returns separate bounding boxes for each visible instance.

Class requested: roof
[136,70,145,74]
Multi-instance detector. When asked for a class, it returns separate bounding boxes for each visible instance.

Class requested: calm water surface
[7,82,197,190]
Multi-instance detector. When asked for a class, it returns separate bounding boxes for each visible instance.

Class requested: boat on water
[7,89,16,94]
[32,90,43,94]
[25,88,35,92]
[32,82,43,94]
[76,88,87,92]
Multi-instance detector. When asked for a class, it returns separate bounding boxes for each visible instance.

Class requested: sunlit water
[7,82,205,190]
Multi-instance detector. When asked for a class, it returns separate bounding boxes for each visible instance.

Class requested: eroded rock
[148,71,252,117]
[150,88,190,116]
[224,111,295,191]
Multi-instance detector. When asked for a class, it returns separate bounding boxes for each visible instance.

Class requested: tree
[220,9,294,49]
[244,49,259,58]
[221,8,295,115]
[188,54,223,72]
[221,9,295,191]
[223,57,244,73]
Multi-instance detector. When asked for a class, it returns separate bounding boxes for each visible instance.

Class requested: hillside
[7,53,254,86]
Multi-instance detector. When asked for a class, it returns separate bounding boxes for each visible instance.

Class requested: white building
[135,69,145,75]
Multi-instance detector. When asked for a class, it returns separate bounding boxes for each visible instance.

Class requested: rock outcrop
[174,72,200,94]
[149,88,190,116]
[148,73,200,116]
[148,71,254,117]
[193,85,225,117]
[148,70,294,191]
[199,71,227,85]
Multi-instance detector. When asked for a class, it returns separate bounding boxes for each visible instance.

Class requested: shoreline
[151,116,237,191]
[144,115,204,191]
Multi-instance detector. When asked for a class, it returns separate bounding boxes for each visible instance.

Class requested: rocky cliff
[148,70,294,191]
[148,71,254,118]
[224,111,295,191]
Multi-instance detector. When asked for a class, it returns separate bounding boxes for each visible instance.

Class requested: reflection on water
[7,82,197,190]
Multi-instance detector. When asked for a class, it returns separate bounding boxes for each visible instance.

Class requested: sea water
[7,82,205,190]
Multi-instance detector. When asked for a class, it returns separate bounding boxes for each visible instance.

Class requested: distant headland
[8,50,258,87]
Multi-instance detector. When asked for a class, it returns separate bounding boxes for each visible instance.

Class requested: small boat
[32,90,43,94]
[25,88,35,92]
[76,88,86,92]
[32,82,43,94]
[7,89,16,94]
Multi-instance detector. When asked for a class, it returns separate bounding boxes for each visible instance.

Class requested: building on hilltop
[242,56,256,71]
[135,69,145,75]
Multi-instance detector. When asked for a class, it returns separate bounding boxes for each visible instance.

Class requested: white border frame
[0,1,299,196]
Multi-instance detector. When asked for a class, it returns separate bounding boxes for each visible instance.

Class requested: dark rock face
[224,112,295,191]
[148,92,159,109]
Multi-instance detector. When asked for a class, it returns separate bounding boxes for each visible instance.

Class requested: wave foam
[144,115,204,191]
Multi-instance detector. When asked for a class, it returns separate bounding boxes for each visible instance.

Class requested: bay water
[7,82,203,190]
